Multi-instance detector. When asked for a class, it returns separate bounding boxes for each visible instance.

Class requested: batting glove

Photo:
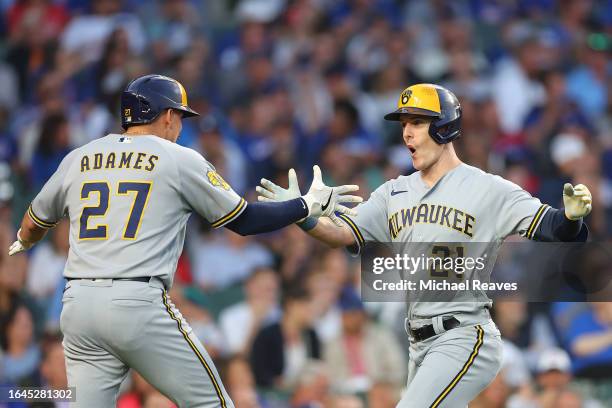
[257,166,362,226]
[257,168,302,202]
[8,229,34,256]
[563,183,592,220]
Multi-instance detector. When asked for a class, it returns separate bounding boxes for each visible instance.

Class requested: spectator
[28,332,68,408]
[491,27,547,135]
[470,372,512,408]
[368,382,400,408]
[322,99,380,160]
[323,288,406,395]
[188,226,273,291]
[566,34,610,121]
[166,285,225,359]
[1,305,40,384]
[59,0,145,68]
[0,64,19,114]
[139,0,204,66]
[500,339,534,402]
[93,28,135,112]
[274,225,317,285]
[524,69,592,161]
[250,286,320,389]
[30,112,72,187]
[0,108,17,169]
[327,394,364,408]
[561,302,612,379]
[219,267,281,356]
[306,268,342,343]
[492,299,558,361]
[222,356,265,408]
[250,117,301,187]
[5,0,67,103]
[14,73,70,168]
[289,362,331,408]
[117,371,176,408]
[190,114,247,195]
[531,347,604,408]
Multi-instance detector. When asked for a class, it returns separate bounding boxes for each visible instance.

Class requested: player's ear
[167,109,183,124]
[164,109,173,125]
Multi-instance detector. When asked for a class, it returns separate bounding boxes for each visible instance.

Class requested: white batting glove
[563,183,592,220]
[301,165,362,226]
[8,229,34,256]
[257,166,363,226]
[257,168,302,202]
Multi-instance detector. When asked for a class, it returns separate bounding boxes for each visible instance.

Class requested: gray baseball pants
[397,318,503,408]
[60,277,234,408]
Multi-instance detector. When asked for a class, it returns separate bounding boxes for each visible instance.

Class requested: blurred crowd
[0,0,611,407]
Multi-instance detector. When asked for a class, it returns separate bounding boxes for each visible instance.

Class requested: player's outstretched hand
[257,166,363,226]
[563,183,592,220]
[301,165,362,226]
[257,168,301,202]
[8,229,34,256]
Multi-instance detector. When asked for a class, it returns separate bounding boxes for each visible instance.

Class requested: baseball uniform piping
[339,214,365,246]
[429,325,484,408]
[27,205,57,228]
[162,291,227,408]
[526,204,549,239]
[211,198,246,228]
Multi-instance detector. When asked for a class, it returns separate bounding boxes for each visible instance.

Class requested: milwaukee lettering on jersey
[388,204,475,239]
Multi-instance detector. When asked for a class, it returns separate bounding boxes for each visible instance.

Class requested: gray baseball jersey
[29,133,246,288]
[340,163,548,320]
[31,133,242,407]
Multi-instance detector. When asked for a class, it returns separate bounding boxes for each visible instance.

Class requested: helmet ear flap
[429,115,461,144]
[428,90,462,144]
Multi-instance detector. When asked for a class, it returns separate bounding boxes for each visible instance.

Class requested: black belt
[66,277,151,283]
[410,317,460,342]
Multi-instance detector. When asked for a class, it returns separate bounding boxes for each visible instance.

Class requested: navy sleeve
[533,207,588,242]
[225,198,308,236]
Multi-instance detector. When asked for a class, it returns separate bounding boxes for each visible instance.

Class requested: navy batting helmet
[120,74,199,130]
[384,83,462,144]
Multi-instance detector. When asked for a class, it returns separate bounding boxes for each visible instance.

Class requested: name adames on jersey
[80,152,159,173]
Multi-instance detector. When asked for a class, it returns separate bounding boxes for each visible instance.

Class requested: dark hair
[334,99,360,124]
[41,331,63,361]
[0,301,29,350]
[37,112,68,156]
[247,266,276,283]
[281,285,310,309]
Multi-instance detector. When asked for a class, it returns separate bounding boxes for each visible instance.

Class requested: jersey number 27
[79,181,152,240]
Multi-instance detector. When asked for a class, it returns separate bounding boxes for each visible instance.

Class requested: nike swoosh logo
[390,190,408,196]
[321,190,333,211]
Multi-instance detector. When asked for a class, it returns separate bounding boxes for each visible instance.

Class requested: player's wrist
[300,194,317,217]
[564,207,583,221]
[297,217,318,231]
[16,229,33,246]
[564,212,579,221]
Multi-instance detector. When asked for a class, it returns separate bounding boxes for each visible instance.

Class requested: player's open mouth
[408,145,416,154]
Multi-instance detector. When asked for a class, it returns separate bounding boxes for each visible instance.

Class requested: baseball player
[256,83,592,407]
[8,74,362,408]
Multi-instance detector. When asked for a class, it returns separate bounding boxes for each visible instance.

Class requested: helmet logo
[400,90,412,105]
[124,108,131,122]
